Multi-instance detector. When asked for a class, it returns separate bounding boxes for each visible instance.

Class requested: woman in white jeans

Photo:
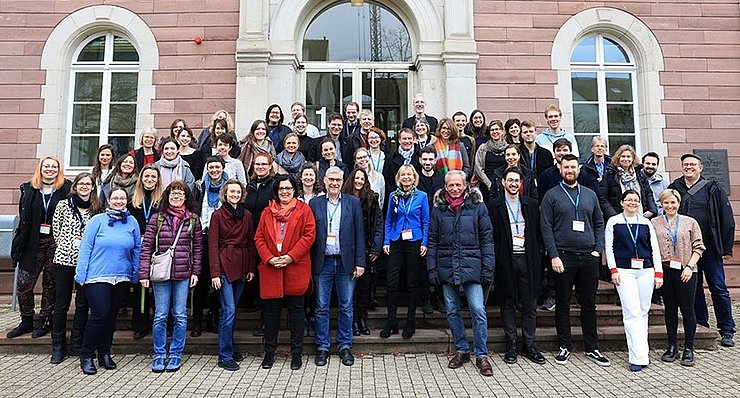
[605,190,663,372]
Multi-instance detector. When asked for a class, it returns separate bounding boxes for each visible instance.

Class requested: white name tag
[631,258,644,269]
[669,258,682,270]
[326,234,337,246]
[572,221,585,232]
[512,234,525,247]
[39,224,51,235]
[277,243,283,252]
[401,229,413,241]
[73,237,82,249]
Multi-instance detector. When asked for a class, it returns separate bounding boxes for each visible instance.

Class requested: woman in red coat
[255,174,316,371]
[208,179,256,372]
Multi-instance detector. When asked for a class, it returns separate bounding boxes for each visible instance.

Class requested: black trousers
[661,268,698,349]
[353,254,373,320]
[51,265,89,337]
[501,254,537,347]
[263,295,304,355]
[192,236,219,320]
[553,252,599,351]
[385,240,421,323]
[81,282,129,358]
[130,283,152,334]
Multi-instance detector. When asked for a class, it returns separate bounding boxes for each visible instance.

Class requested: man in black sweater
[415,146,445,313]
[540,154,609,368]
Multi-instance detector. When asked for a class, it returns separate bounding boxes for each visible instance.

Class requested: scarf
[268,198,297,222]
[251,138,273,154]
[490,139,507,155]
[72,194,91,209]
[398,146,414,165]
[111,173,137,196]
[165,205,189,229]
[445,192,465,214]
[391,186,416,213]
[276,150,305,175]
[434,139,463,173]
[224,202,244,220]
[205,171,229,208]
[617,167,638,191]
[159,156,184,187]
[105,208,130,226]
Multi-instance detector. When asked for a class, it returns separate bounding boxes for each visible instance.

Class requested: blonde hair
[395,164,419,188]
[658,188,682,204]
[208,109,234,133]
[611,144,639,169]
[131,165,164,209]
[31,156,66,190]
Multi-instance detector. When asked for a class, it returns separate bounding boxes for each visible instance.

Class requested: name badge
[512,234,525,247]
[40,224,51,235]
[401,229,413,241]
[669,258,682,270]
[630,258,644,269]
[572,221,585,232]
[73,236,82,249]
[277,243,283,252]
[326,234,337,246]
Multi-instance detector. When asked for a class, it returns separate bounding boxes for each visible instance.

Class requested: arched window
[303,1,411,62]
[570,34,638,159]
[67,32,140,167]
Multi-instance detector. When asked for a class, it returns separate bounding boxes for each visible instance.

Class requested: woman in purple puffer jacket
[139,180,202,373]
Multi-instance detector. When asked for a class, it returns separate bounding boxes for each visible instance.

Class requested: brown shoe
[448,352,471,369]
[476,356,493,376]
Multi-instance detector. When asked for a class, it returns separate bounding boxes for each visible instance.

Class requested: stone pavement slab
[0,305,737,397]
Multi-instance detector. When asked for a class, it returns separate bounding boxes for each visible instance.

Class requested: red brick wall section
[0,0,239,214]
[474,0,740,234]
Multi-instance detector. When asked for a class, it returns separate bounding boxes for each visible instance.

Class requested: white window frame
[65,32,140,171]
[570,33,640,157]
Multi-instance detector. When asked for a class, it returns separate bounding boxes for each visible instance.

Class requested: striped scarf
[434,139,463,174]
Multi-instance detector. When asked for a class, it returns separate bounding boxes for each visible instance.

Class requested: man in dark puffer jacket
[427,170,494,377]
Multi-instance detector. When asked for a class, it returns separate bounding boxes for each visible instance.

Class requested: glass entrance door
[305,66,409,140]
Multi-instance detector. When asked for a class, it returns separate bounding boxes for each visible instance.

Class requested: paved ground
[0,305,737,397]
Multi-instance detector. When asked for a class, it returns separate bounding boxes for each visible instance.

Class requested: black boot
[358,317,371,335]
[379,321,398,339]
[402,319,416,339]
[50,331,66,364]
[32,316,51,338]
[98,353,117,370]
[80,357,97,375]
[205,310,219,334]
[6,316,33,338]
[352,321,360,336]
[70,328,83,357]
[190,314,203,337]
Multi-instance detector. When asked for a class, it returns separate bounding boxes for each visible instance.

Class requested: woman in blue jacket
[381,164,429,339]
[75,188,141,375]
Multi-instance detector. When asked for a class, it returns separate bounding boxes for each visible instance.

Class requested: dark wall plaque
[694,149,730,196]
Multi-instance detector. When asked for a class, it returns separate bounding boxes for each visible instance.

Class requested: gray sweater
[540,183,605,258]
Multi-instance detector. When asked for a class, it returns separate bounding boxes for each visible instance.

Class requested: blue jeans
[217,276,245,362]
[152,279,190,359]
[696,249,735,335]
[442,282,488,358]
[315,256,355,352]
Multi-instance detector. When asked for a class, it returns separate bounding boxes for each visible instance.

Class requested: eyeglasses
[170,191,186,197]
[254,163,270,167]
[278,187,294,192]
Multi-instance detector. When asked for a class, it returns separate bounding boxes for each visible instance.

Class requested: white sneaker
[585,349,611,367]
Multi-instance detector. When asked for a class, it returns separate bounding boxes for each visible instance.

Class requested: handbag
[149,220,185,282]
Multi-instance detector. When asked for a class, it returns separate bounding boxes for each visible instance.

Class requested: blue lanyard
[622,214,641,258]
[401,193,415,229]
[143,197,154,222]
[559,182,580,221]
[369,152,382,172]
[666,215,680,256]
[529,151,536,171]
[328,198,340,230]
[505,197,521,234]
[41,188,55,215]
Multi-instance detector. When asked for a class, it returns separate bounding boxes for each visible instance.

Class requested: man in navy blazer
[310,166,366,367]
